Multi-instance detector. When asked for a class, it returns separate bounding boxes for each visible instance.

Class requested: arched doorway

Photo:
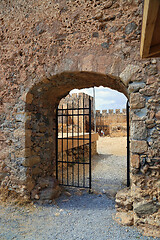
[57,86,129,196]
[25,71,128,200]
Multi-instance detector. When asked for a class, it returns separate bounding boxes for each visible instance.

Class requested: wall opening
[25,71,128,200]
[58,86,128,197]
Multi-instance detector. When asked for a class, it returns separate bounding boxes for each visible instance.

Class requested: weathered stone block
[141,164,149,174]
[0,150,8,161]
[15,113,26,122]
[81,55,94,71]
[26,93,33,104]
[15,149,25,158]
[120,65,140,86]
[139,83,158,96]
[125,22,137,35]
[22,156,41,167]
[101,42,109,49]
[130,93,145,109]
[37,177,55,188]
[131,140,148,153]
[128,82,145,93]
[116,188,133,210]
[155,111,160,120]
[92,32,99,38]
[146,77,156,85]
[130,109,147,121]
[25,137,33,148]
[103,0,113,9]
[39,186,61,200]
[134,201,160,216]
[25,148,32,157]
[26,179,35,192]
[0,172,8,181]
[131,154,140,168]
[32,166,43,175]
[131,120,147,140]
[39,126,47,133]
[149,110,155,119]
[145,64,157,76]
[14,129,25,138]
[114,212,134,226]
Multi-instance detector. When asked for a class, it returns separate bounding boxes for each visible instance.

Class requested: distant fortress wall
[59,94,127,137]
[96,109,127,137]
[59,92,93,109]
[58,93,93,133]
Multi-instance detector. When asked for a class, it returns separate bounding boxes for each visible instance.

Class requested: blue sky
[70,86,127,111]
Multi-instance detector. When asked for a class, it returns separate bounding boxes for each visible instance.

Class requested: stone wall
[58,141,97,165]
[59,93,127,137]
[58,92,94,133]
[0,0,160,237]
[96,109,127,137]
[57,141,97,189]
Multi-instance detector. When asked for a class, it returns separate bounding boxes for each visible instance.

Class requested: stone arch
[24,71,128,200]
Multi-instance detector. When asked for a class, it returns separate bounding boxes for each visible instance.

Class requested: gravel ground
[0,192,159,240]
[0,137,159,240]
[92,153,127,196]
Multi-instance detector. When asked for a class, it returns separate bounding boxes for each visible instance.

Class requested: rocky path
[0,190,159,240]
[92,153,127,197]
[92,136,127,197]
[0,137,159,240]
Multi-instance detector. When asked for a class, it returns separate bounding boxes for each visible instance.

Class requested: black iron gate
[56,96,92,190]
[126,100,130,187]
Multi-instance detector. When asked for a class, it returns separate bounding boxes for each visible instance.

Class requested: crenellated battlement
[60,94,126,116]
[96,108,126,116]
[59,93,127,137]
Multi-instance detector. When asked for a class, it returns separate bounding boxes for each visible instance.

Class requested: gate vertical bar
[126,100,130,187]
[72,100,74,186]
[61,105,64,185]
[56,106,58,180]
[67,103,69,185]
[89,97,92,190]
[83,96,85,187]
[78,99,80,187]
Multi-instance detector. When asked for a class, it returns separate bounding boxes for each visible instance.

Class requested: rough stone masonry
[0,0,159,237]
